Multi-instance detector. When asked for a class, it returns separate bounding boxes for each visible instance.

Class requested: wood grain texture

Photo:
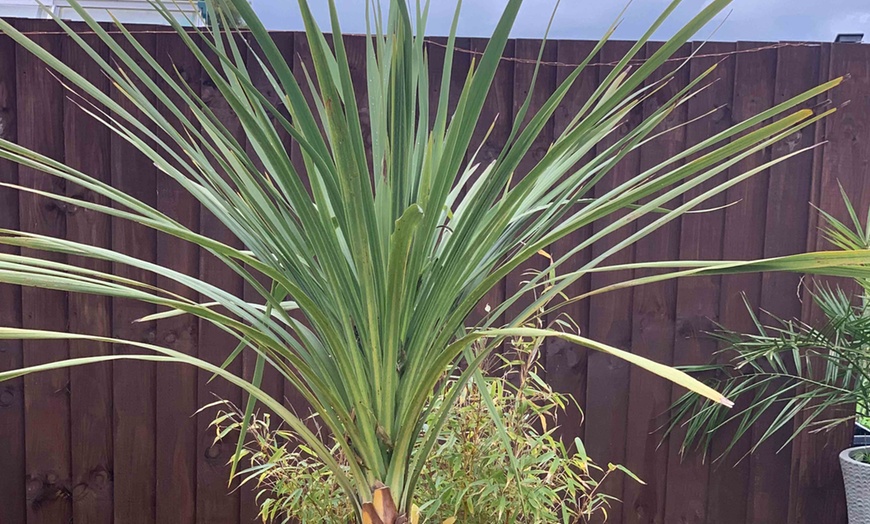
[662,41,735,524]
[289,31,317,199]
[109,27,158,524]
[622,42,689,524]
[238,31,295,524]
[745,41,821,524]
[426,36,471,129]
[788,41,867,524]
[584,41,642,524]
[716,42,777,524]
[154,31,201,524]
[195,36,245,524]
[504,39,556,340]
[16,20,72,524]
[63,23,114,524]
[0,30,25,524]
[465,37,513,329]
[546,39,598,444]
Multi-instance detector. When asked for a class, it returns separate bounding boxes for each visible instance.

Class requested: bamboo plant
[0,0,869,522]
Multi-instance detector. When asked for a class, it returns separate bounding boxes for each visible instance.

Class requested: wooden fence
[0,19,867,524]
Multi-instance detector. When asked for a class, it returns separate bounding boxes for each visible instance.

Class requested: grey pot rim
[840,445,870,467]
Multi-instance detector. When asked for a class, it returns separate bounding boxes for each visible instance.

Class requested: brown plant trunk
[361,485,408,524]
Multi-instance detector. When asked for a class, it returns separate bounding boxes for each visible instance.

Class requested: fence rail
[0,19,867,524]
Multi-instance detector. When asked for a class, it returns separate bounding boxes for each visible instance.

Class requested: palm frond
[668,191,870,462]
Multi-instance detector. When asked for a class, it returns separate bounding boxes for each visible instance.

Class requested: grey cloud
[254,0,870,43]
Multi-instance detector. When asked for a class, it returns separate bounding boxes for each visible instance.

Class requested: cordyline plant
[0,0,868,522]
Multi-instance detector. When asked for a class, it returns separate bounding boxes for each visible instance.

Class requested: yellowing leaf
[442,518,457,524]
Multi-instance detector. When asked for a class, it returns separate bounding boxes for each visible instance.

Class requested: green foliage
[413,337,639,523]
[214,412,354,523]
[852,449,870,465]
[216,336,637,523]
[668,190,870,459]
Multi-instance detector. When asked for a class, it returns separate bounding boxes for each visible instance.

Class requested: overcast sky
[252,0,870,43]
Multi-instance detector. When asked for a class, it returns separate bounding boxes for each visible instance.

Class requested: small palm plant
[0,0,868,522]
[669,192,870,459]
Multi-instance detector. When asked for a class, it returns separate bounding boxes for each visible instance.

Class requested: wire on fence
[5,26,822,69]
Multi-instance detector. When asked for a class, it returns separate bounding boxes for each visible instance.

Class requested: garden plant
[669,192,870,460]
[0,0,868,522]
[215,335,639,523]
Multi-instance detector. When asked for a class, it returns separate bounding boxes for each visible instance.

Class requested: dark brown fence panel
[752,40,822,523]
[16,21,72,524]
[713,41,776,524]
[732,41,782,524]
[788,40,870,524]
[0,21,866,524]
[64,23,114,524]
[286,32,317,422]
[584,41,642,524]
[109,26,159,524]
[466,37,512,329]
[154,30,202,524]
[195,37,247,524]
[545,38,598,445]
[237,31,295,524]
[662,41,734,524]
[505,39,556,340]
[622,41,689,524]
[0,30,25,524]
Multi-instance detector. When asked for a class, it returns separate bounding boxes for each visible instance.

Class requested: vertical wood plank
[16,20,72,524]
[506,39,556,340]
[63,24,114,524]
[426,36,446,132]
[0,29,25,524]
[426,36,471,129]
[744,41,822,524]
[788,41,867,524]
[738,43,789,524]
[195,37,245,524]
[287,32,325,431]
[346,34,372,177]
[715,42,777,524]
[110,27,158,524]
[760,47,820,321]
[290,30,315,172]
[547,40,598,443]
[584,41,642,524]
[787,45,833,524]
[154,30,201,524]
[238,31,295,524]
[662,41,736,524]
[622,42,688,524]
[429,35,471,269]
[466,37,513,328]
